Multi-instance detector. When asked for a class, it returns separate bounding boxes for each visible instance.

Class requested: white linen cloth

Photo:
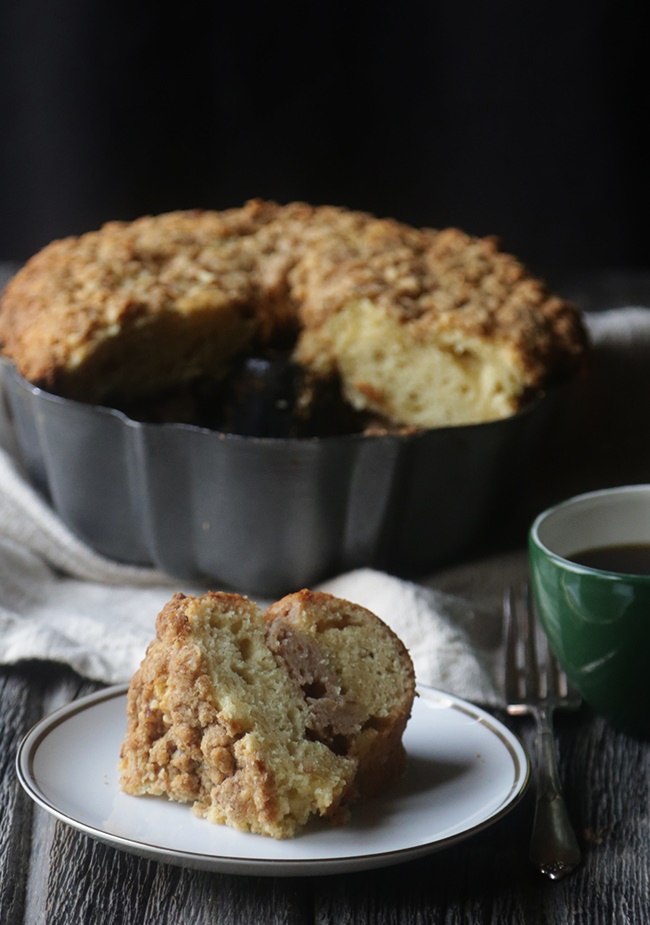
[0,307,647,701]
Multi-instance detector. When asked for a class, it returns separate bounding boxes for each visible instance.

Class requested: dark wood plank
[0,666,42,925]
[0,664,86,922]
[40,828,312,925]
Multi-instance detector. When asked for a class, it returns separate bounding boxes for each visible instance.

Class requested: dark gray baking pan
[0,358,552,595]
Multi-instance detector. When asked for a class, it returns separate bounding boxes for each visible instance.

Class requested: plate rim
[16,683,530,876]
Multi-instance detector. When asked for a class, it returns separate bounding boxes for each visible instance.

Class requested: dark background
[1,0,648,295]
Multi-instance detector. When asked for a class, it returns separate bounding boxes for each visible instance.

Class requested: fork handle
[529,719,582,880]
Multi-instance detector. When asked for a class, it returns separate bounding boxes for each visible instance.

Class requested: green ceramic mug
[529,485,650,738]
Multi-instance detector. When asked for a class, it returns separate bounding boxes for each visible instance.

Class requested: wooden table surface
[1,265,650,923]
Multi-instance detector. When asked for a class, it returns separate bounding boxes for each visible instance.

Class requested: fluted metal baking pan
[0,358,552,595]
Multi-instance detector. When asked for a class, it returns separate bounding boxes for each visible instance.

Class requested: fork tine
[547,645,564,697]
[532,604,559,698]
[523,584,540,698]
[526,586,577,704]
[503,585,520,704]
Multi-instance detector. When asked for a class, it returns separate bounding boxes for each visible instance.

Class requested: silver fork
[503,585,582,880]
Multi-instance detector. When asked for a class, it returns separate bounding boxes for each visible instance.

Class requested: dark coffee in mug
[569,543,650,575]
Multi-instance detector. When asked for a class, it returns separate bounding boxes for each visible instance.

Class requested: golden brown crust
[0,200,588,427]
[119,589,415,838]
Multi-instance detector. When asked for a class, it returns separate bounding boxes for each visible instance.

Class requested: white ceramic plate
[16,685,529,876]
